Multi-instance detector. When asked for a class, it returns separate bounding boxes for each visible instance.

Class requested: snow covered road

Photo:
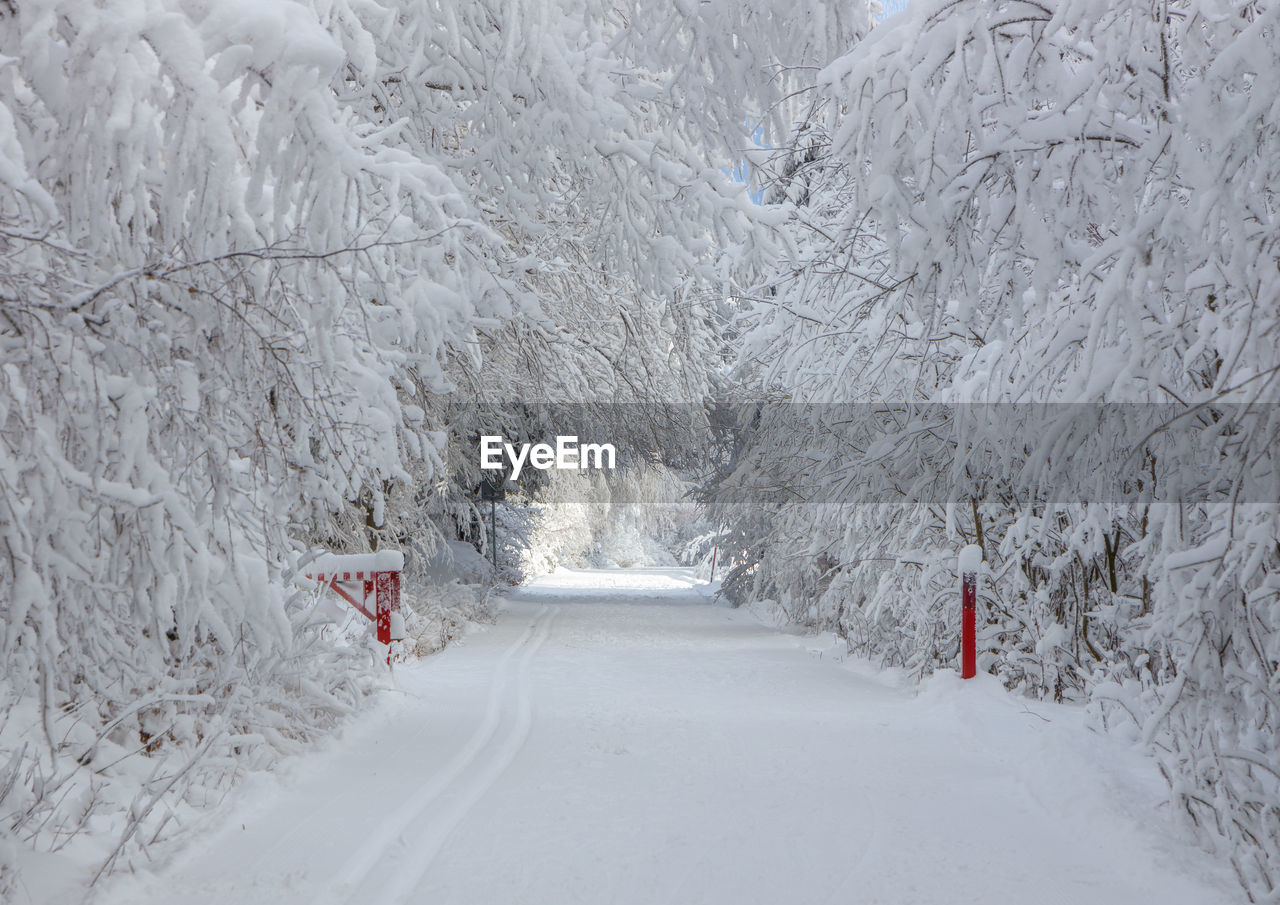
[104,568,1242,905]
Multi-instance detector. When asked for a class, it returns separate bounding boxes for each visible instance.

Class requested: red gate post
[374,568,402,645]
[958,544,983,679]
[375,571,391,646]
[373,553,404,665]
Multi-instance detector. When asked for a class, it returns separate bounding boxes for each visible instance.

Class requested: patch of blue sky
[725,120,767,204]
[725,0,908,202]
[876,0,909,20]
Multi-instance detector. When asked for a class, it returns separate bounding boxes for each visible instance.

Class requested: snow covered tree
[720,0,1280,895]
[0,0,875,890]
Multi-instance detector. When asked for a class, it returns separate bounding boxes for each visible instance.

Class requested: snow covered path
[104,568,1241,905]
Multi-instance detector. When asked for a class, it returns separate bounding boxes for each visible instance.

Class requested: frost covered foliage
[721,0,1280,896]
[0,0,470,885]
[0,0,868,891]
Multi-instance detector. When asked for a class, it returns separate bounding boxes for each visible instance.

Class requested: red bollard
[958,544,982,679]
[961,570,977,679]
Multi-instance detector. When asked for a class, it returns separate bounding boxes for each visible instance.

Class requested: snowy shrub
[398,581,494,660]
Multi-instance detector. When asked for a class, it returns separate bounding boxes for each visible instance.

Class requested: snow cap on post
[374,550,405,572]
[958,544,984,575]
[307,550,404,576]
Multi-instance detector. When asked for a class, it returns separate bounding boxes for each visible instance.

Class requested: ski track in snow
[327,605,557,905]
[359,606,558,905]
[96,568,1245,905]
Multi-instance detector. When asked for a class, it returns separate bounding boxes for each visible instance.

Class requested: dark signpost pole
[480,479,506,575]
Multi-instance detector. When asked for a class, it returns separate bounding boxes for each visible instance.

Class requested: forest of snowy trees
[713,0,1280,896]
[1,0,1277,900]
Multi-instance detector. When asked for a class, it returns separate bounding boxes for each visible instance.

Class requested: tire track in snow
[373,604,559,905]
[324,607,553,903]
[241,670,446,877]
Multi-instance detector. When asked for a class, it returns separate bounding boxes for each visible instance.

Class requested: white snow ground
[97,567,1242,905]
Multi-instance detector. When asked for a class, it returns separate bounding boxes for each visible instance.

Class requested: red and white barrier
[304,551,405,659]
